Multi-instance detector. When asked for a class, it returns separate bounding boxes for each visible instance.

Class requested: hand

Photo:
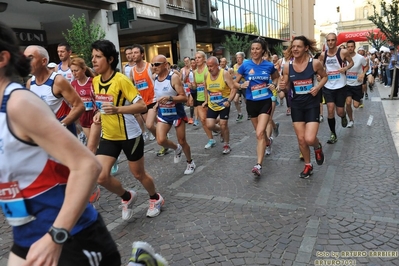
[338,67,347,74]
[93,112,101,124]
[23,234,62,266]
[241,81,249,89]
[158,97,169,105]
[278,78,286,90]
[102,103,117,115]
[357,73,365,82]
[201,101,208,108]
[223,100,231,107]
[309,87,319,97]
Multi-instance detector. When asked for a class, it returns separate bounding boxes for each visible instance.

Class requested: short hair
[91,40,119,71]
[346,40,355,46]
[36,46,50,63]
[125,46,133,52]
[207,56,219,65]
[236,52,245,58]
[0,21,30,77]
[132,44,144,54]
[58,42,71,52]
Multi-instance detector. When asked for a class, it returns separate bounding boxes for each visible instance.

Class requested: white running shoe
[143,132,149,142]
[347,120,354,128]
[149,132,156,141]
[265,137,273,155]
[146,193,164,218]
[174,144,182,163]
[119,190,138,221]
[222,144,231,154]
[184,160,196,175]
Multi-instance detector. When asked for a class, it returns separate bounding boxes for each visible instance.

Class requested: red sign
[336,29,386,45]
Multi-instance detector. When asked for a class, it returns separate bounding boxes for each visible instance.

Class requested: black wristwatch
[169,96,173,102]
[48,226,70,244]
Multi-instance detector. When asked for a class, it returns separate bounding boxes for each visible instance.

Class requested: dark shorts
[11,215,121,266]
[323,86,346,108]
[141,102,156,115]
[207,106,230,120]
[363,74,369,84]
[246,98,273,118]
[96,135,144,161]
[80,110,94,128]
[291,106,320,123]
[346,84,363,103]
[195,100,205,107]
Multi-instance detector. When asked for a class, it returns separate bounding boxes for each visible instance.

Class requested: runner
[152,55,196,174]
[279,35,327,178]
[234,37,280,176]
[57,42,74,83]
[91,39,164,219]
[318,33,354,144]
[345,40,368,128]
[205,56,237,154]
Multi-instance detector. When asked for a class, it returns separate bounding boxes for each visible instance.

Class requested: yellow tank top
[206,69,230,111]
[233,63,245,83]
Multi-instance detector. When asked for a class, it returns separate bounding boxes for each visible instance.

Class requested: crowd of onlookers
[370,47,398,97]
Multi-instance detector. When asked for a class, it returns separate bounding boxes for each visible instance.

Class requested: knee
[256,131,265,140]
[177,137,186,146]
[97,171,110,186]
[157,136,167,146]
[304,136,315,146]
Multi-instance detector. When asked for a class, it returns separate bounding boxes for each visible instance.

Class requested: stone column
[178,23,197,60]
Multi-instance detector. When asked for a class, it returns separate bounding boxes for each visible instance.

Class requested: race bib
[81,96,94,111]
[251,83,269,99]
[327,71,341,80]
[197,83,205,93]
[209,92,223,104]
[0,181,36,226]
[346,71,357,80]
[159,102,177,116]
[293,79,312,94]
[136,79,149,91]
[95,94,114,114]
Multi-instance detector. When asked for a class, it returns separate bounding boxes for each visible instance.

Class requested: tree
[368,0,399,99]
[62,14,106,67]
[366,29,387,51]
[243,23,259,35]
[221,34,251,64]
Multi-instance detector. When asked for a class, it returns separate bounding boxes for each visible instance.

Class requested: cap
[47,62,57,68]
[357,47,365,51]
[389,46,394,50]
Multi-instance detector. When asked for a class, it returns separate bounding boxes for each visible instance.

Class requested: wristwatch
[48,226,70,244]
[169,96,173,102]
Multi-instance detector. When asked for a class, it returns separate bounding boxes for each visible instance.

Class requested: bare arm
[278,62,290,92]
[223,70,237,106]
[8,90,100,265]
[312,60,328,96]
[340,49,354,73]
[53,76,85,126]
[158,73,187,104]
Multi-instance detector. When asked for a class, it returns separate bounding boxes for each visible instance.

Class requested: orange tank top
[132,62,156,105]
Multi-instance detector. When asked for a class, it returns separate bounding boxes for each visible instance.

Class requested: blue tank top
[289,58,320,109]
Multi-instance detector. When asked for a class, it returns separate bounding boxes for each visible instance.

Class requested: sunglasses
[151,62,165,67]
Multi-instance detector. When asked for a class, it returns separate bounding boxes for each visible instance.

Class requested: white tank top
[124,63,134,79]
[324,50,347,90]
[57,63,74,83]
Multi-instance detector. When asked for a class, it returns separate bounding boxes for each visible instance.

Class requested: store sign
[13,28,47,46]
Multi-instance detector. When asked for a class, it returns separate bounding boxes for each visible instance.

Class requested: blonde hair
[70,57,94,77]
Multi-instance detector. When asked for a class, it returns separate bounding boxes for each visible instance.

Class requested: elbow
[139,102,147,113]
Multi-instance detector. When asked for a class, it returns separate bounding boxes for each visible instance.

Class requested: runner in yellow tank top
[204,56,237,154]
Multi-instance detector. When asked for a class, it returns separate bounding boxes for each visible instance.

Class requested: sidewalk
[0,80,399,266]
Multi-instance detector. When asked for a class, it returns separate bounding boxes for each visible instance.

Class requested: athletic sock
[190,106,194,118]
[121,190,132,201]
[328,118,336,135]
[150,193,159,200]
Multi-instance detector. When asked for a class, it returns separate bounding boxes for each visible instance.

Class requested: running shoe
[188,117,194,124]
[286,108,291,116]
[119,190,138,221]
[146,193,164,218]
[130,241,168,266]
[273,122,280,137]
[89,186,101,206]
[143,132,149,142]
[319,115,324,123]
[347,120,354,128]
[174,144,182,163]
[265,137,273,155]
[157,147,169,156]
[327,132,337,144]
[212,130,220,136]
[247,114,251,120]
[236,114,243,122]
[193,119,199,126]
[299,164,313,179]
[149,132,156,141]
[204,139,216,149]
[365,93,369,99]
[222,144,231,154]
[184,160,196,175]
[314,143,325,165]
[252,164,262,176]
[369,83,374,92]
[111,161,119,175]
[341,115,348,128]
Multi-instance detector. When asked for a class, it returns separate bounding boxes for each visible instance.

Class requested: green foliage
[221,34,251,57]
[272,43,284,58]
[366,30,387,50]
[243,23,259,35]
[62,14,106,67]
[177,60,185,69]
[368,0,399,47]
